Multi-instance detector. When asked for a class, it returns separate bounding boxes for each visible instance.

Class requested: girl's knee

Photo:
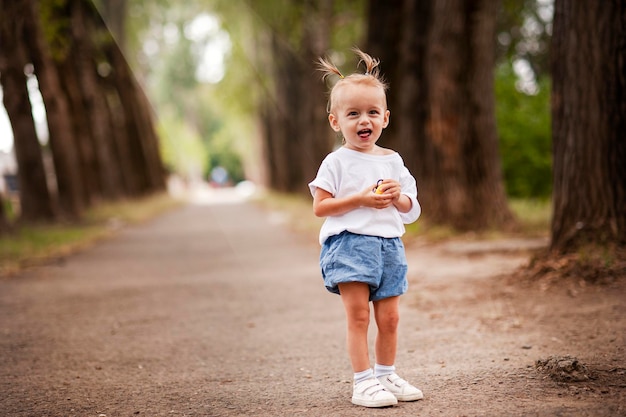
[376,311,399,333]
[348,307,370,329]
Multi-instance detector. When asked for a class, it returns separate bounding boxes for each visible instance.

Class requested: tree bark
[366,0,512,230]
[105,39,165,195]
[300,0,334,191]
[258,1,335,194]
[69,0,123,200]
[23,0,84,220]
[102,84,140,196]
[550,0,626,251]
[0,0,55,222]
[264,32,300,192]
[366,0,431,182]
[89,0,166,196]
[425,0,513,230]
[55,56,100,206]
[365,0,405,154]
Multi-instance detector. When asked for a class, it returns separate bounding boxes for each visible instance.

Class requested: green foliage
[330,1,367,53]
[128,3,245,183]
[124,0,186,71]
[38,0,72,61]
[159,30,199,92]
[130,0,553,199]
[496,0,553,79]
[157,111,208,179]
[120,0,368,187]
[245,1,303,49]
[206,133,245,184]
[495,62,552,198]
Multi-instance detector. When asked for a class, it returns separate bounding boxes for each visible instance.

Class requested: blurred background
[0,0,553,231]
[1,0,624,279]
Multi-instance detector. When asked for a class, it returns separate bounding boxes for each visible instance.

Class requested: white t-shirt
[308,147,421,245]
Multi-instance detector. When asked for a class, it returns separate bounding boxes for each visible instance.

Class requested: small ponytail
[352,47,381,78]
[317,47,388,114]
[317,56,345,82]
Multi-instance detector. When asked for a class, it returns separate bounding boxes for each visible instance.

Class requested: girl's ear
[382,109,390,128]
[328,113,341,132]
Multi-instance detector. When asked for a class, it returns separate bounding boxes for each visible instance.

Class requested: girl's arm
[392,194,413,213]
[313,184,396,217]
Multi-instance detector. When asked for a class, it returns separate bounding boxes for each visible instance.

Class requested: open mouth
[358,129,372,138]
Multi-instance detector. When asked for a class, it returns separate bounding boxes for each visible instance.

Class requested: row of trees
[1,0,623,256]
[221,0,623,253]
[212,0,528,230]
[100,0,246,185]
[367,0,512,230]
[0,0,165,229]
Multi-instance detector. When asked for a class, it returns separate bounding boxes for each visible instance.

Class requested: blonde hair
[317,47,388,114]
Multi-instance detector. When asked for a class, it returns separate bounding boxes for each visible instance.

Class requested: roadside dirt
[402,237,625,417]
[1,189,624,416]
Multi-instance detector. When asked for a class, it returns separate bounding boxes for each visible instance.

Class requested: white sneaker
[377,372,424,401]
[352,377,398,408]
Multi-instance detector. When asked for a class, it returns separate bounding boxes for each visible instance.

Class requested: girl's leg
[341,285,401,407]
[373,296,423,402]
[337,282,372,372]
[372,296,400,366]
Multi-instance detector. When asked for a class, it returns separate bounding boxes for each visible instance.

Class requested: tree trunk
[80,2,165,196]
[424,0,512,230]
[365,0,405,154]
[258,2,335,194]
[131,72,166,192]
[103,86,140,196]
[366,0,431,181]
[366,0,512,230]
[264,32,300,192]
[24,0,84,220]
[55,56,100,207]
[300,0,334,191]
[550,0,626,251]
[105,36,166,195]
[70,0,123,200]
[0,0,55,222]
[0,193,11,234]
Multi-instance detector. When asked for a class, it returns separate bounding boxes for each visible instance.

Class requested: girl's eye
[348,111,358,117]
[369,110,379,115]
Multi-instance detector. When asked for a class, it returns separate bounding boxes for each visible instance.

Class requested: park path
[1,189,623,417]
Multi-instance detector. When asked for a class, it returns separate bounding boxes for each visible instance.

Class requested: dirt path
[1,190,624,416]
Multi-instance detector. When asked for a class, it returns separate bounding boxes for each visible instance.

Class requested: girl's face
[328,83,390,154]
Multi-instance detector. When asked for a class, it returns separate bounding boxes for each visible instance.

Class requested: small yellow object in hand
[374,179,384,194]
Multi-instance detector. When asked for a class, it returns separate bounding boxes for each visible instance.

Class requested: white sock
[374,363,395,378]
[354,368,374,385]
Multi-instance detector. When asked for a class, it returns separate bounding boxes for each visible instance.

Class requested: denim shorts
[320,231,408,301]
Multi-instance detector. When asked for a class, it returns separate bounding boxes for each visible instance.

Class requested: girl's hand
[361,180,400,209]
[373,179,402,202]
[369,179,412,213]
